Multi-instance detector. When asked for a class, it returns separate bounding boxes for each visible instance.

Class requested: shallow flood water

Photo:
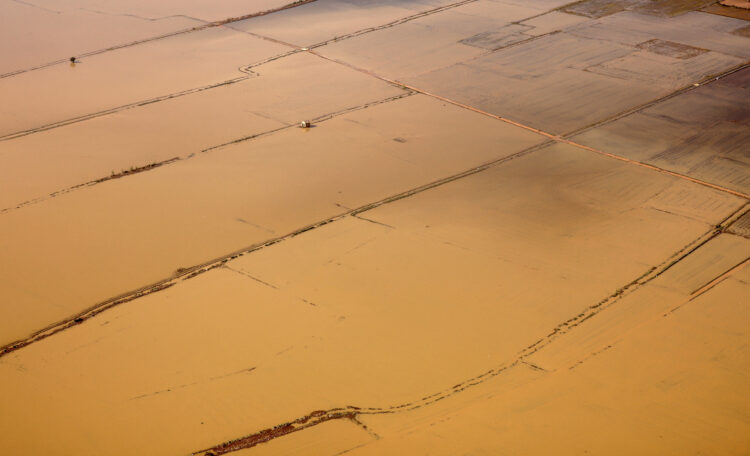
[1,0,749,455]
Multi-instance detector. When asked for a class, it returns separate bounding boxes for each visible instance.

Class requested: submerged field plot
[0,0,749,454]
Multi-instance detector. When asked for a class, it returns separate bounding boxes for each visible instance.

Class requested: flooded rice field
[1,0,749,454]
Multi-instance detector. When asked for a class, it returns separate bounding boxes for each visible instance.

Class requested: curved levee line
[0,0,491,140]
[0,0,318,80]
[192,205,750,456]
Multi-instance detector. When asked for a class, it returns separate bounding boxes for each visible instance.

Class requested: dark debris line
[194,409,359,456]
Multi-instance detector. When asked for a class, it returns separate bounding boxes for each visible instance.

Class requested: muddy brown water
[1,0,749,454]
